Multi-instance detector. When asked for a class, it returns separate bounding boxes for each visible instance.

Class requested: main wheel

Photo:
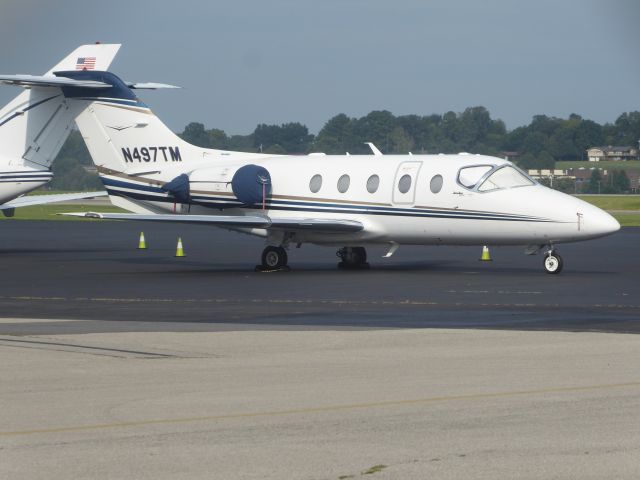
[261,246,288,269]
[543,253,563,274]
[352,247,367,264]
[337,246,369,269]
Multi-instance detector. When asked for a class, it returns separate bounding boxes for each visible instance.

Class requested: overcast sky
[1,0,638,135]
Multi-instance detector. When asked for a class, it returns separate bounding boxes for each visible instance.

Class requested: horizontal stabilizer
[1,191,107,210]
[59,212,364,232]
[126,82,181,90]
[0,74,110,89]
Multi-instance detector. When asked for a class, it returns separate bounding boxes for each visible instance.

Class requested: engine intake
[231,164,271,206]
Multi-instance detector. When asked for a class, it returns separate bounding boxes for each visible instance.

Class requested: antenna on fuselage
[364,142,383,156]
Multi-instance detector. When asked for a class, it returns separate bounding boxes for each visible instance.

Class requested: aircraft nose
[580,205,620,238]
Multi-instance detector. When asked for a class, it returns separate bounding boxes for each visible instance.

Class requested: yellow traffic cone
[480,245,492,261]
[175,237,185,257]
[138,232,146,250]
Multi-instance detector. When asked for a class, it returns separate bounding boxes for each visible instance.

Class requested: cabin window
[337,174,350,193]
[398,174,412,194]
[309,174,322,193]
[366,174,380,193]
[430,174,443,193]
[478,165,535,192]
[457,165,493,189]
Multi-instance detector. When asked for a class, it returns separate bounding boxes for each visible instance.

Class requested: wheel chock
[254,265,291,273]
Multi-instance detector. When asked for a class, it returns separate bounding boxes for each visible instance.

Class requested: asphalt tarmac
[2,221,640,479]
[0,221,638,332]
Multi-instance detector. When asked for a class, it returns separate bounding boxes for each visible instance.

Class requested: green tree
[388,126,413,153]
[179,122,211,147]
[263,143,287,155]
[208,128,230,150]
[49,130,101,191]
[612,111,640,145]
[587,169,603,194]
[611,170,631,193]
[354,110,396,153]
[312,113,356,154]
[457,106,492,150]
[574,120,604,156]
[253,122,313,153]
[522,131,548,156]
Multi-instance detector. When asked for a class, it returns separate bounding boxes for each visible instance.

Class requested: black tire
[352,247,367,264]
[337,246,369,269]
[261,246,288,269]
[543,253,563,274]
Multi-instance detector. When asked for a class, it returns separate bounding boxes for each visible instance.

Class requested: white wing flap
[1,191,108,210]
[61,212,271,228]
[269,218,363,232]
[59,212,364,232]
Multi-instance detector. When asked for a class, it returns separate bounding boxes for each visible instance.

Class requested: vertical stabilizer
[0,44,121,170]
[63,70,270,176]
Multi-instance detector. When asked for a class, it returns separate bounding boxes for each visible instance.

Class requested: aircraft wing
[60,212,363,232]
[0,74,110,89]
[1,191,108,210]
[268,218,363,232]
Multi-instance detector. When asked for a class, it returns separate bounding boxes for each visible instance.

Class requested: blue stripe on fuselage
[101,176,553,223]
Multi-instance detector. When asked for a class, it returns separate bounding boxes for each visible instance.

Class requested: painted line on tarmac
[2,381,640,437]
[1,295,639,310]
[0,337,174,358]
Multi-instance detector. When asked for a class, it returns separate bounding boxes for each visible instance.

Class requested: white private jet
[0,43,121,216]
[39,54,618,273]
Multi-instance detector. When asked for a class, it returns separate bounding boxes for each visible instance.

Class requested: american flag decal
[76,57,96,70]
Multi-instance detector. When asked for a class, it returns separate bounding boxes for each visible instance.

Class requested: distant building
[586,146,639,162]
[527,168,638,192]
[528,169,569,179]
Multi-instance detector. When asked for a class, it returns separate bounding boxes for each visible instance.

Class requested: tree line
[179,108,640,166]
[48,107,640,192]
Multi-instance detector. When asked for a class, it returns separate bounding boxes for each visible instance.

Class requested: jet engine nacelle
[231,164,271,206]
[177,164,272,208]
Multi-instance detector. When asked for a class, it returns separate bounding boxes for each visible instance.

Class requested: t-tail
[58,70,271,212]
[0,44,120,173]
[0,43,120,209]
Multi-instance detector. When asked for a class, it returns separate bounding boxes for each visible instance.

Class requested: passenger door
[392,161,422,205]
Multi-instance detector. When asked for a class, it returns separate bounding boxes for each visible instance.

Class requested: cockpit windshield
[457,164,536,192]
[457,165,493,189]
[477,165,535,192]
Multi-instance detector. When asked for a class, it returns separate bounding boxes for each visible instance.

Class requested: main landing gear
[543,248,563,274]
[337,246,370,270]
[256,245,290,272]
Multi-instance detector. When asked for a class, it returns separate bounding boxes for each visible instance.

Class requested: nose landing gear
[337,246,370,270]
[543,249,563,274]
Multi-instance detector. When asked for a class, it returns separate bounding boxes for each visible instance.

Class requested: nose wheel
[543,250,563,274]
[256,246,290,272]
